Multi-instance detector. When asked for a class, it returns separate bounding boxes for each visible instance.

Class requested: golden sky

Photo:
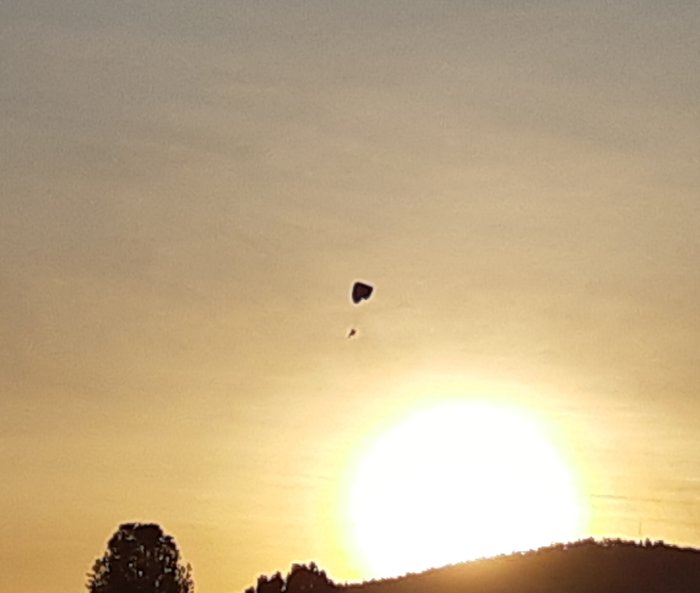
[1,2,699,593]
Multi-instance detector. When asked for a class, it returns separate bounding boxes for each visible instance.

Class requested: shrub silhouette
[252,572,284,593]
[87,522,194,593]
[285,563,334,593]
[248,563,335,593]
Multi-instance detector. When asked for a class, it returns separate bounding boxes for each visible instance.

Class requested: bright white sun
[347,401,584,578]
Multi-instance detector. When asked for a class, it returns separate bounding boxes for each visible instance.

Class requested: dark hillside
[344,540,700,593]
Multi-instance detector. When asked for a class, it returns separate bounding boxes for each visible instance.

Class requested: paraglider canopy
[351,281,374,304]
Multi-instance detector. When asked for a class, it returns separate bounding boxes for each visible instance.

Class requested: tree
[248,564,335,593]
[87,523,194,593]
[285,563,333,593]
[256,572,284,593]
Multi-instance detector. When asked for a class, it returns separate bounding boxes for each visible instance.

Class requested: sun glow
[347,401,584,578]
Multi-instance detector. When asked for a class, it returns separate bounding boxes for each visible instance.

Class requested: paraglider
[347,281,374,338]
[351,281,374,304]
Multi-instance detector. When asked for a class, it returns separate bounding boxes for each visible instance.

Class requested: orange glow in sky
[2,2,700,593]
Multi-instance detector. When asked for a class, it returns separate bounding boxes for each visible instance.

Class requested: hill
[249,540,700,593]
[347,539,700,593]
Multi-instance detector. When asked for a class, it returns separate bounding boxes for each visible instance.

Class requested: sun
[346,401,584,578]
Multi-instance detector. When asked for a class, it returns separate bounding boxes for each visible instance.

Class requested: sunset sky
[2,2,699,593]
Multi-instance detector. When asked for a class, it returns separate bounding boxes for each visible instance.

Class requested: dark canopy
[351,281,374,304]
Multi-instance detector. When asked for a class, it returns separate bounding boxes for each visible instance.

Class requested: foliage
[248,563,335,593]
[87,523,194,593]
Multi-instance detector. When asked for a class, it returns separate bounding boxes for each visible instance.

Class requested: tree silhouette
[285,563,333,593]
[255,571,285,593]
[249,564,335,593]
[87,523,194,593]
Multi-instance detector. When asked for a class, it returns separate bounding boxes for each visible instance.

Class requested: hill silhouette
[249,540,700,593]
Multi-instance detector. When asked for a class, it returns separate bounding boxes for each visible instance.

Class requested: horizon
[2,2,699,593]
[87,528,700,592]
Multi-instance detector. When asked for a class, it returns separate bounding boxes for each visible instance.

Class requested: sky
[1,1,699,592]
